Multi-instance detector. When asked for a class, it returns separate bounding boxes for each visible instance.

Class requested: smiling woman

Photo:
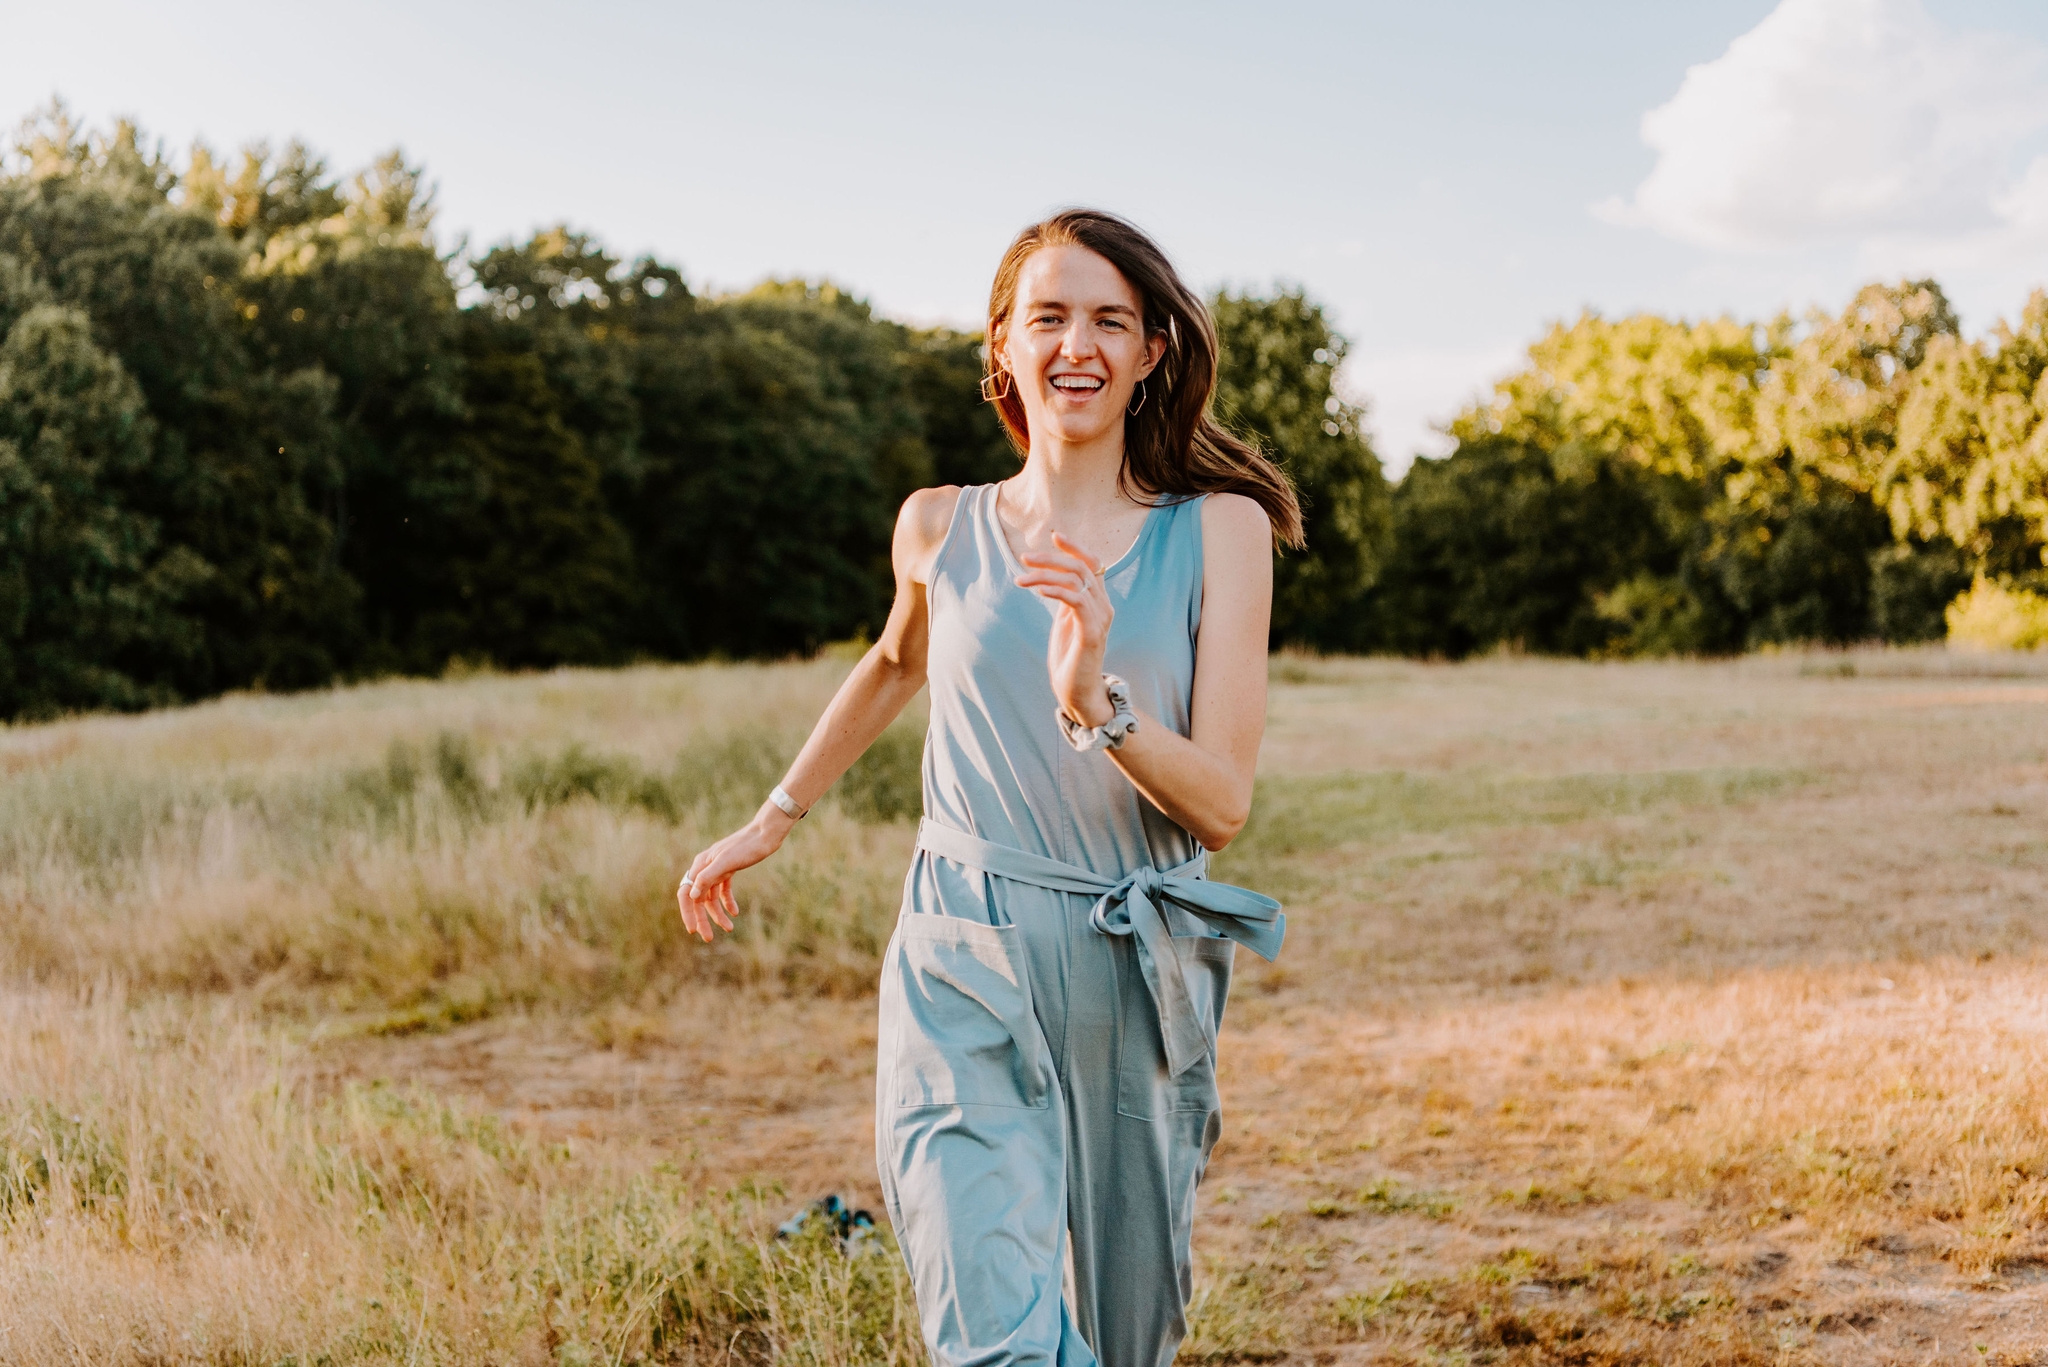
[678,208,1300,1367]
[982,211,1306,548]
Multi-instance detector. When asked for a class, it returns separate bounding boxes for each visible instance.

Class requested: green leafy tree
[0,305,206,716]
[1368,437,1682,657]
[1421,291,1966,654]
[21,103,2048,713]
[725,281,933,513]
[218,144,468,664]
[467,227,641,484]
[0,109,357,698]
[394,321,635,667]
[622,298,898,657]
[1887,289,2048,580]
[1210,288,1389,649]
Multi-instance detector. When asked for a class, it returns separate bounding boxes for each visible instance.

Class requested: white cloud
[1598,0,2048,264]
[1343,344,1527,479]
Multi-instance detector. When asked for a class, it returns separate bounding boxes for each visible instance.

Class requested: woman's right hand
[676,805,796,942]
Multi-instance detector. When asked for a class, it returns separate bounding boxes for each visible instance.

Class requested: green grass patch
[1229,765,1805,865]
[1331,1277,1438,1331]
[1181,1256,1296,1362]
[1309,1177,1459,1221]
[0,721,926,884]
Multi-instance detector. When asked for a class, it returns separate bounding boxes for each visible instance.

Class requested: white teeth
[1052,377,1102,390]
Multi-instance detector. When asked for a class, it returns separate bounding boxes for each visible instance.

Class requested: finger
[1017,551,1092,580]
[1048,531,1105,575]
[685,847,716,886]
[681,889,710,941]
[686,847,728,903]
[1013,570,1087,593]
[703,877,734,931]
[716,880,740,930]
[676,884,700,938]
[1014,573,1085,596]
[1025,553,1108,609]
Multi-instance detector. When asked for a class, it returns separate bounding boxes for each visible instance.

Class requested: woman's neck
[998,433,1149,564]
[1005,431,1139,522]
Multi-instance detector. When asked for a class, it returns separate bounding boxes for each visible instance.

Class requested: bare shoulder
[1202,492,1275,569]
[895,485,965,584]
[900,484,963,542]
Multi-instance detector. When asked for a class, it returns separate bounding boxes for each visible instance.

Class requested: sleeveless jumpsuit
[875,483,1283,1367]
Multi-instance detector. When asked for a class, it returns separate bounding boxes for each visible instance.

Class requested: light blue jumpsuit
[875,483,1283,1367]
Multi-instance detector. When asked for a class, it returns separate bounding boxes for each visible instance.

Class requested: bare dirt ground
[330,653,2048,1364]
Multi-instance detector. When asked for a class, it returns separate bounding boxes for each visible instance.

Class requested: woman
[678,209,1303,1366]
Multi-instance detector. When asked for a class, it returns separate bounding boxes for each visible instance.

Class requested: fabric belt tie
[914,818,1285,1079]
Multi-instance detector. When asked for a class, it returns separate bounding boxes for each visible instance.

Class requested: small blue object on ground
[776,1193,879,1254]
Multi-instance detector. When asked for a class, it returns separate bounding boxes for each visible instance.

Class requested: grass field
[4,650,2048,1364]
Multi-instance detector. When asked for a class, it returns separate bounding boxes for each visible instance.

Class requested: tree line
[1359,283,2048,659]
[2,109,2042,721]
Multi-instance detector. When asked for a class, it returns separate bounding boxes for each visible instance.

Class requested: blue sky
[9,0,2048,471]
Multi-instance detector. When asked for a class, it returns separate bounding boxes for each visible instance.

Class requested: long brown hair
[984,209,1305,549]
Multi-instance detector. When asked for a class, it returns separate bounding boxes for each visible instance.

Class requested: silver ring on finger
[679,874,695,893]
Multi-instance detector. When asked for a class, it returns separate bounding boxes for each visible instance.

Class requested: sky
[7,0,2048,473]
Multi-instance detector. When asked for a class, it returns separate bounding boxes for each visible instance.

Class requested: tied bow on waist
[914,819,1285,1078]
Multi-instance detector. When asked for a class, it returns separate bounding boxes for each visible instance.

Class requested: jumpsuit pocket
[886,914,1051,1110]
[1117,933,1236,1120]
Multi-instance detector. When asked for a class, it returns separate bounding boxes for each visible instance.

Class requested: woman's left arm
[1014,493,1271,851]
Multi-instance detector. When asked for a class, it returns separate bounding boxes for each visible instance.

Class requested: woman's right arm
[676,485,961,941]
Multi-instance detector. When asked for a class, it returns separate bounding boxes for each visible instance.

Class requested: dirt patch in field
[322,992,889,1211]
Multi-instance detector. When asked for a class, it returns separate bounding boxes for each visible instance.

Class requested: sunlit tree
[1210,288,1389,650]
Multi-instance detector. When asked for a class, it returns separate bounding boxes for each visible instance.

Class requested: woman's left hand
[1015,531,1115,727]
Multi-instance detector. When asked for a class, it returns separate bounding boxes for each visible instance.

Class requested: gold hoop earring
[979,370,1012,402]
[1127,380,1148,417]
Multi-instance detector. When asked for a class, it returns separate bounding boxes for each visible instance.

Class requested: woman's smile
[1049,373,1106,401]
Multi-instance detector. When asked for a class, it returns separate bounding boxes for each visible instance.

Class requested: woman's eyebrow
[1021,299,1138,318]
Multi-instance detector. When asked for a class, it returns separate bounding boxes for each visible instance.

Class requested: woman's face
[997,244,1166,449]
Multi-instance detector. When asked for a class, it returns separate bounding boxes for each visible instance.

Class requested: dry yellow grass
[1187,650,2048,1364]
[5,649,2048,1363]
[0,985,921,1365]
[1,660,924,1016]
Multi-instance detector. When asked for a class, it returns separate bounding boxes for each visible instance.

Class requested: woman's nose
[1060,324,1095,360]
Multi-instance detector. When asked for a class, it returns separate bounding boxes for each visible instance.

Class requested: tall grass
[0,987,917,1365]
[2,691,925,1022]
